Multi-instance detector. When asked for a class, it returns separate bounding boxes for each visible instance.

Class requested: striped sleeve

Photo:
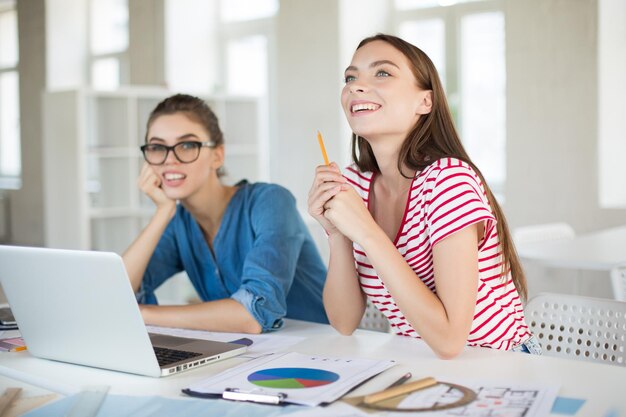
[425,159,496,246]
[343,165,373,203]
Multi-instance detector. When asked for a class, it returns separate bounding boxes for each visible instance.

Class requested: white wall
[0,191,8,242]
[129,0,165,86]
[5,0,626,249]
[504,0,625,299]
[504,0,626,234]
[274,0,344,210]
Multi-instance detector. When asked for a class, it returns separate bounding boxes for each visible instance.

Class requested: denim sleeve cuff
[231,288,284,332]
[135,289,146,303]
[135,282,158,305]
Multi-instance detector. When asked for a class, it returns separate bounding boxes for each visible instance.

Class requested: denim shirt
[137,181,329,331]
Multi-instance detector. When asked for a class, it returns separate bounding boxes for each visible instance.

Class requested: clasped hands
[307,162,377,244]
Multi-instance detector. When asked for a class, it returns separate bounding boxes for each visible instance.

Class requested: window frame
[215,1,277,183]
[86,0,130,89]
[0,2,20,189]
[392,0,506,198]
[218,14,276,97]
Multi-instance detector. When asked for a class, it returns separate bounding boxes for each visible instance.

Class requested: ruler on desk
[0,393,57,417]
[0,388,21,417]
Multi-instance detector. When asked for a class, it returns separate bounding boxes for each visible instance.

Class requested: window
[398,19,446,85]
[219,0,276,96]
[460,12,506,190]
[220,0,278,22]
[226,35,268,96]
[394,1,506,199]
[217,0,274,183]
[396,0,486,10]
[165,0,217,94]
[89,0,129,90]
[165,0,276,96]
[0,2,20,187]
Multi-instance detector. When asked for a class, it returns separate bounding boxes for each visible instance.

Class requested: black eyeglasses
[140,141,216,165]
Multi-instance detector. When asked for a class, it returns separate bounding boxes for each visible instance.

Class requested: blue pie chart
[248,367,340,389]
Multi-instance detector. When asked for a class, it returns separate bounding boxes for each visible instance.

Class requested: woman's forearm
[122,206,175,292]
[359,226,478,358]
[140,298,262,333]
[323,233,366,335]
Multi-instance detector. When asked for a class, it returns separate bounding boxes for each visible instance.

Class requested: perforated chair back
[525,293,626,366]
[513,222,575,246]
[610,265,626,302]
[359,301,390,333]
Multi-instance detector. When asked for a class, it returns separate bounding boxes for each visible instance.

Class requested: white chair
[359,301,390,333]
[610,265,626,302]
[513,222,575,246]
[525,293,626,366]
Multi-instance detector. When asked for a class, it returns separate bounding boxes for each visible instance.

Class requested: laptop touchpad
[149,333,195,348]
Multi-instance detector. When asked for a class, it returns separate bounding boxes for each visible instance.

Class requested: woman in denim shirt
[123,94,328,333]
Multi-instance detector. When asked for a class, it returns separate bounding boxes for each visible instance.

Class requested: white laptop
[0,245,246,377]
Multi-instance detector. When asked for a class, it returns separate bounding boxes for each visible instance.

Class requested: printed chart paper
[395,380,559,417]
[185,352,395,406]
[286,379,559,417]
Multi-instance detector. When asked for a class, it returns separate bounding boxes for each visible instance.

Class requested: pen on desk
[363,376,437,405]
[317,131,330,165]
[223,388,286,405]
[386,372,412,389]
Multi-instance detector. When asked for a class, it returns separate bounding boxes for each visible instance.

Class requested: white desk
[0,320,624,416]
[517,225,626,271]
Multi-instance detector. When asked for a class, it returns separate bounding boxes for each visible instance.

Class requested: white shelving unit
[43,88,268,253]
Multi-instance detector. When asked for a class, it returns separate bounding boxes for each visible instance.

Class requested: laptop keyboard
[153,346,203,367]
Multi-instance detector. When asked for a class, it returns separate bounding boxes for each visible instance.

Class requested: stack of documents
[0,336,25,352]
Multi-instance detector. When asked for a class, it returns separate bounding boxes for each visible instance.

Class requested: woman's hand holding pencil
[310,132,378,244]
[308,131,349,236]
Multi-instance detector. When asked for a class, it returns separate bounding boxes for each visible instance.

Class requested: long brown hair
[351,34,527,300]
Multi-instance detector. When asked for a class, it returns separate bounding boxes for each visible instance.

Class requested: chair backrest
[525,293,626,366]
[513,222,575,245]
[359,301,390,333]
[610,265,626,302]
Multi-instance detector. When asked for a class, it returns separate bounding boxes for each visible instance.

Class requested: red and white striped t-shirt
[344,157,531,350]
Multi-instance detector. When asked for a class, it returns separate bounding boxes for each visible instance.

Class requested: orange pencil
[317,131,330,165]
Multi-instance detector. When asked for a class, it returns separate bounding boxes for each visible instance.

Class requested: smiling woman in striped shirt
[308,34,540,358]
